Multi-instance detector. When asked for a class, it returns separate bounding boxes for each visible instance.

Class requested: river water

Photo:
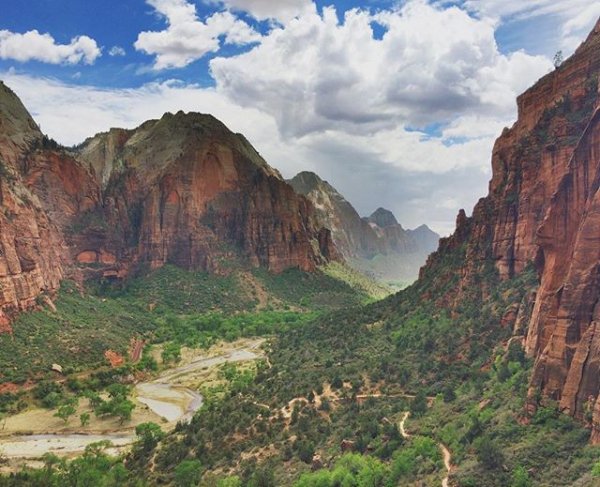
[0,341,263,463]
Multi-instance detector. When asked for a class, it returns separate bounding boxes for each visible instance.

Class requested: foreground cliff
[289,171,438,282]
[0,85,337,321]
[418,18,600,437]
[0,81,90,327]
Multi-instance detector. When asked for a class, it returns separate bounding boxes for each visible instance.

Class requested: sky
[1,1,599,235]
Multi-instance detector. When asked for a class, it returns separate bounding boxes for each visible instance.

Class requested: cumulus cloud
[214,0,315,22]
[135,0,261,69]
[561,3,600,52]
[0,29,100,65]
[2,71,496,233]
[108,46,126,57]
[210,2,551,140]
[454,0,600,53]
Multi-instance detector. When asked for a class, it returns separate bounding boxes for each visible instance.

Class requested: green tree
[113,399,135,425]
[174,459,203,487]
[55,404,76,424]
[217,476,242,487]
[475,436,504,470]
[80,412,91,427]
[410,391,428,416]
[553,50,563,68]
[512,466,532,487]
[135,422,165,452]
[162,342,182,364]
[106,383,129,400]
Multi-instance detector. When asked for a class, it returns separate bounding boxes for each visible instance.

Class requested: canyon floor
[0,338,265,473]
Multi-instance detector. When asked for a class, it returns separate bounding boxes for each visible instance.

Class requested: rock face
[76,113,335,274]
[0,82,74,324]
[0,86,337,319]
[417,18,600,436]
[288,171,382,258]
[288,172,439,282]
[365,208,418,255]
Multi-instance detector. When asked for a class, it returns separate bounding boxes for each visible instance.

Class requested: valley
[0,338,264,473]
[0,13,600,487]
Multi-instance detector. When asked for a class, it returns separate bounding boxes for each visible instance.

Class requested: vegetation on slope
[0,264,373,411]
[2,243,600,486]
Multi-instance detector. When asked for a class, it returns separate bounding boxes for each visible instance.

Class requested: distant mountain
[286,171,381,259]
[289,172,439,284]
[407,224,440,255]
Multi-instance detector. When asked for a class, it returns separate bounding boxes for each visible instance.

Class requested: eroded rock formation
[418,18,600,438]
[0,84,337,319]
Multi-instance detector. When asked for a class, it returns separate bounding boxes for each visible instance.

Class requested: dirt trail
[398,411,452,487]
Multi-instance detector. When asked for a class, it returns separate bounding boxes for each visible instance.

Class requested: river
[0,339,264,466]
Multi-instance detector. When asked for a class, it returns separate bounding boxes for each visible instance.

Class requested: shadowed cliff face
[418,18,600,437]
[0,90,337,320]
[76,113,336,275]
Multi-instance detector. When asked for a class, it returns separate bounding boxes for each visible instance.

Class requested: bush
[174,459,203,487]
[475,436,504,470]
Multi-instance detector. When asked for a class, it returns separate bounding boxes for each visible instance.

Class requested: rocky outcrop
[0,86,338,320]
[417,18,600,437]
[0,82,73,322]
[527,106,600,427]
[288,172,439,282]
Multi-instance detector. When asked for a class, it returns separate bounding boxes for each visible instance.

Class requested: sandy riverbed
[0,338,265,471]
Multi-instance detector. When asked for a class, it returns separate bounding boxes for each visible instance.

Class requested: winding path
[398,412,452,487]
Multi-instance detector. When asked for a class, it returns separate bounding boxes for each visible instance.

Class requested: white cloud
[135,0,261,69]
[456,0,594,22]
[453,0,600,54]
[109,46,126,57]
[0,29,100,65]
[210,2,551,141]
[561,3,600,52]
[215,0,315,22]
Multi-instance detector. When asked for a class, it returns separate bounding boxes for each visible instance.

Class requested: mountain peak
[0,81,42,158]
[289,171,324,188]
[368,207,399,228]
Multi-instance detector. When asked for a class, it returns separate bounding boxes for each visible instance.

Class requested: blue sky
[1,0,599,234]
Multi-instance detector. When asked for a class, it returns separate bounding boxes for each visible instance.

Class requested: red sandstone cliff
[74,112,336,275]
[0,84,337,322]
[418,18,600,437]
[0,82,73,325]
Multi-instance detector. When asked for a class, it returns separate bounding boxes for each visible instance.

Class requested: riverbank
[0,338,265,473]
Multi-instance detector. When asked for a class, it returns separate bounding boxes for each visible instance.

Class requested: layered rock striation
[0,86,337,320]
[418,18,600,437]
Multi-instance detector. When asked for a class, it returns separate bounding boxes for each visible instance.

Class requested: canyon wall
[0,85,337,321]
[418,18,600,436]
